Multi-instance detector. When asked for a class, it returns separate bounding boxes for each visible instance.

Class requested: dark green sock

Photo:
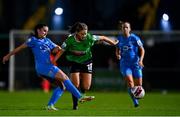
[81,88,86,94]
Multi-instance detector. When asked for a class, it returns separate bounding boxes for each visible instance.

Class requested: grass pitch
[0,90,180,116]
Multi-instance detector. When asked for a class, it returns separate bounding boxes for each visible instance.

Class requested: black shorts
[69,59,93,73]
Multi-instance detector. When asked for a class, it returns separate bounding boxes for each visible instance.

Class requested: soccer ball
[131,86,145,99]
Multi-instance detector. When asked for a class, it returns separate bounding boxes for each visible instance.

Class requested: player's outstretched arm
[2,43,27,64]
[99,36,119,45]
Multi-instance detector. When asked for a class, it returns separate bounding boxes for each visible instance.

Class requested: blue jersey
[117,33,143,65]
[117,33,143,78]
[25,36,59,79]
[25,36,57,65]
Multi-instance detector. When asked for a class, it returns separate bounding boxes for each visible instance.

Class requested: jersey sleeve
[47,38,57,50]
[25,37,34,47]
[134,35,143,47]
[61,37,70,51]
[136,38,143,47]
[61,41,67,50]
[92,35,100,41]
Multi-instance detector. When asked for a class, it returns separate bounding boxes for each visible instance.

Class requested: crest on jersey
[61,42,67,49]
[27,38,32,42]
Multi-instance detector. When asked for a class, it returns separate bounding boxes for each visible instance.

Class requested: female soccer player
[116,21,145,107]
[53,22,119,110]
[2,23,94,111]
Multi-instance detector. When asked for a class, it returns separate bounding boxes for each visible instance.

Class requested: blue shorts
[35,64,60,81]
[120,63,142,79]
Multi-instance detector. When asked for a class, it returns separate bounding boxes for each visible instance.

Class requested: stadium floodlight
[160,13,171,32]
[162,13,169,21]
[52,7,64,30]
[55,7,63,16]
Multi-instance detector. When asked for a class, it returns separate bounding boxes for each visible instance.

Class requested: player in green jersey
[53,22,118,110]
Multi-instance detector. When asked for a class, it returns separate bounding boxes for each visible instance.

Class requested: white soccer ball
[131,86,145,99]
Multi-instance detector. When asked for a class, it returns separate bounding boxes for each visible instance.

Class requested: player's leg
[47,87,64,111]
[70,61,94,110]
[125,75,139,107]
[133,66,143,86]
[134,78,142,86]
[46,80,65,111]
[80,61,94,95]
[38,76,64,110]
[132,65,143,107]
[70,72,80,110]
[41,78,50,93]
[38,65,93,111]
[80,73,95,100]
[121,66,139,107]
[79,62,95,103]
[55,69,94,103]
[80,73,93,94]
[55,70,82,98]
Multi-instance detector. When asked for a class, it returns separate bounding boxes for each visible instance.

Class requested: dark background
[0,0,180,90]
[0,0,180,31]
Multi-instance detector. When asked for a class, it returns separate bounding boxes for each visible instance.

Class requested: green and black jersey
[61,33,99,64]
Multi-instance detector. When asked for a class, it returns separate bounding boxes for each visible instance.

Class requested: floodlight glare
[160,13,171,32]
[55,7,63,15]
[162,13,169,21]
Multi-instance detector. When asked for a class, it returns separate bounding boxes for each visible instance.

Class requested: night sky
[0,0,180,32]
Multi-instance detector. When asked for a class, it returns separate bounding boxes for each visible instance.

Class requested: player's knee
[73,83,80,88]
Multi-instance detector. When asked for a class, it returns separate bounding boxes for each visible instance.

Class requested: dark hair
[118,21,131,29]
[29,23,48,37]
[118,21,124,29]
[68,22,88,34]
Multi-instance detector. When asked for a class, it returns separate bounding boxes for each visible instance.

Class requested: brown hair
[69,22,88,34]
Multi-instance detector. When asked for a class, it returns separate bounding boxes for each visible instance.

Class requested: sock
[81,88,86,94]
[48,87,64,106]
[72,88,86,108]
[63,79,82,99]
[72,94,78,108]
[128,87,139,106]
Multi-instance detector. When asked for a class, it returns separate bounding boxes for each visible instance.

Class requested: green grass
[0,90,180,116]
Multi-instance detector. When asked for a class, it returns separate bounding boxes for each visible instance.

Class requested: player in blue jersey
[2,23,94,111]
[116,21,145,107]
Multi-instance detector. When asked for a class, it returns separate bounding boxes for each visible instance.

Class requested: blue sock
[128,88,139,106]
[48,87,64,106]
[63,79,82,99]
